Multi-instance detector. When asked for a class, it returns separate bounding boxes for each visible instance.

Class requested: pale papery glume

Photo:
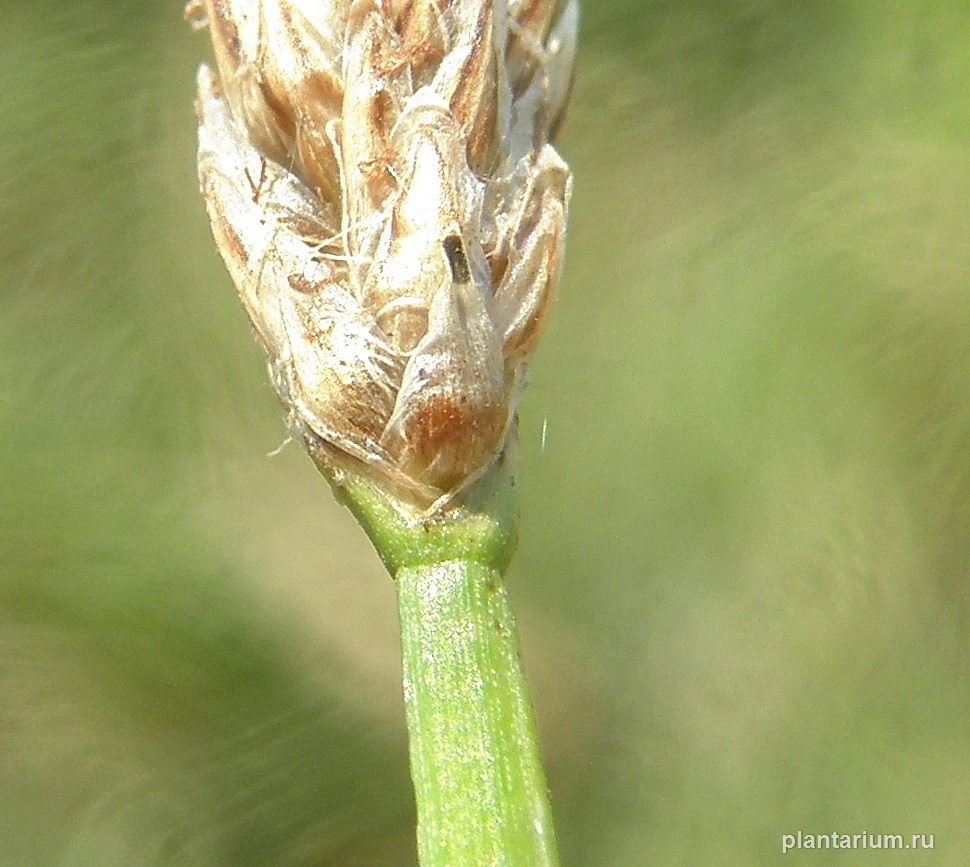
[190,0,576,512]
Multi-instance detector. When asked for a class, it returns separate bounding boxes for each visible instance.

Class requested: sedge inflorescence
[190,0,576,510]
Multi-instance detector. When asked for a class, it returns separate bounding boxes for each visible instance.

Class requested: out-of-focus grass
[2,1,969,864]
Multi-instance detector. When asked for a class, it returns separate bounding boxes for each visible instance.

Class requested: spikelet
[190,0,576,511]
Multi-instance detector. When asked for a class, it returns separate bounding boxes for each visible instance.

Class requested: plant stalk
[328,451,558,865]
[397,558,557,865]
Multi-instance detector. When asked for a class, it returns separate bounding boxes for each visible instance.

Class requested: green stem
[397,559,557,865]
[327,451,559,865]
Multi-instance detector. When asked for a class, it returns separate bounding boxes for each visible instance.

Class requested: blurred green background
[2,1,969,863]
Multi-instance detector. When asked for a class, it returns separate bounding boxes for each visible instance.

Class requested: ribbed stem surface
[397,559,558,865]
[329,454,558,865]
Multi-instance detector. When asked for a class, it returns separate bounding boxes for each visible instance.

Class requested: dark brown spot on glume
[443,235,471,284]
[487,250,508,289]
[410,393,472,455]
[215,213,248,267]
[288,273,319,295]
[258,78,297,141]
[405,391,505,489]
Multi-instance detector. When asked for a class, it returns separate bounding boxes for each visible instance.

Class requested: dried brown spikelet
[191,0,577,511]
